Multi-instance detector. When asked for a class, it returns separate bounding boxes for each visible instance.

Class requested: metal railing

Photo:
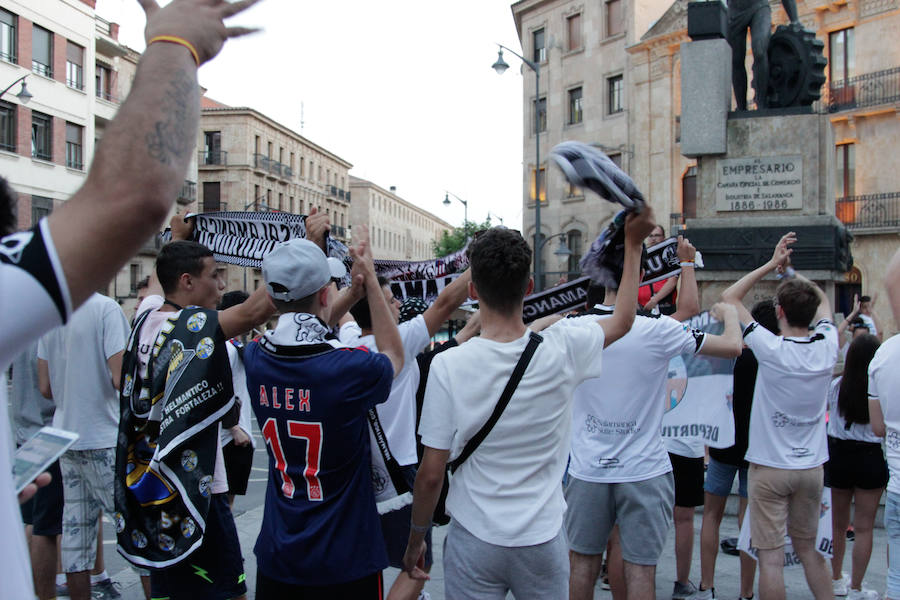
[825,67,900,113]
[253,153,293,179]
[331,225,347,238]
[835,192,900,230]
[95,16,114,37]
[32,61,51,78]
[96,89,118,103]
[199,150,227,166]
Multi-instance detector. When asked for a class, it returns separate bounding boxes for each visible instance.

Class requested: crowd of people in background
[5,2,900,600]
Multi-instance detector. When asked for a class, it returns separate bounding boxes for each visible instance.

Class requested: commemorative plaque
[715,156,803,212]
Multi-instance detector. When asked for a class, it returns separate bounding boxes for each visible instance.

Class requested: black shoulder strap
[449,331,543,474]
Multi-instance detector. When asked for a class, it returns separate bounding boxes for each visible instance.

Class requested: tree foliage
[431,219,492,258]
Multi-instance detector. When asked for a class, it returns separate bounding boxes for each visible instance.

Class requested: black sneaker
[91,578,122,599]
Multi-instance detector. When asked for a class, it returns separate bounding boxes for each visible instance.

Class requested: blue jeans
[886,491,900,599]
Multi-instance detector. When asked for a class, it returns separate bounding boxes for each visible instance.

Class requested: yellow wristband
[148,35,200,66]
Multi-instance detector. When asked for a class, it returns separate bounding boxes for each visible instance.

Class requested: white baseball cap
[262,238,346,301]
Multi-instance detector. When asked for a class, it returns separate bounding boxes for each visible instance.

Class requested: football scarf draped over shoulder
[114,307,234,568]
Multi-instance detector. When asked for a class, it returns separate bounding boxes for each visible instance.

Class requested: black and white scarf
[115,307,234,568]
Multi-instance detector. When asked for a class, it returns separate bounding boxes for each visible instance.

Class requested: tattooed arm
[47,0,260,309]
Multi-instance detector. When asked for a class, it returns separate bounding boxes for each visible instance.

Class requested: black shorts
[255,570,383,600]
[381,465,433,569]
[669,453,705,508]
[222,440,254,496]
[29,459,64,536]
[149,494,246,600]
[824,436,889,490]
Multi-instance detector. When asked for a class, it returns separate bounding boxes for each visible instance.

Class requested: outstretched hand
[624,205,656,245]
[169,212,194,241]
[139,0,262,66]
[771,232,796,270]
[349,225,374,280]
[402,539,430,581]
[305,206,330,252]
[676,235,696,262]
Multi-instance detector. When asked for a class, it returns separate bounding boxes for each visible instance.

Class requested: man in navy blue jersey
[244,226,404,599]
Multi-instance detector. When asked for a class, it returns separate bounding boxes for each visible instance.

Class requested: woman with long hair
[826,333,886,599]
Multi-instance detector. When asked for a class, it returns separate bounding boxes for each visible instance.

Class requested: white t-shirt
[826,376,882,443]
[0,219,72,600]
[339,315,430,466]
[38,293,129,450]
[220,341,256,449]
[569,307,707,483]
[744,319,838,469]
[134,295,228,494]
[419,319,606,547]
[869,335,900,495]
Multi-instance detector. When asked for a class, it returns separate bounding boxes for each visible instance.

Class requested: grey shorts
[564,472,674,565]
[443,520,569,600]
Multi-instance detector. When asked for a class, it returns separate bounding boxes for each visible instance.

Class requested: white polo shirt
[568,306,707,483]
[869,335,900,495]
[743,318,838,469]
[419,318,606,547]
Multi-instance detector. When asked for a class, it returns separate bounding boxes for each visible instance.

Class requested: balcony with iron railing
[199,150,228,166]
[835,192,900,232]
[331,224,347,238]
[825,66,900,113]
[253,153,293,180]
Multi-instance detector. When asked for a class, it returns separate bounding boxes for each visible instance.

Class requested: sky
[95,0,527,230]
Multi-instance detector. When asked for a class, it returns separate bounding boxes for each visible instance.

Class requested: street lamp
[486,211,504,226]
[443,190,468,232]
[537,232,573,285]
[492,44,544,289]
[0,74,33,104]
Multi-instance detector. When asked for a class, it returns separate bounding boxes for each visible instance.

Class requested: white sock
[90,570,109,584]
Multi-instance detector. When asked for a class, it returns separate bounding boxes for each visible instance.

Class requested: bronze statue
[728,0,800,110]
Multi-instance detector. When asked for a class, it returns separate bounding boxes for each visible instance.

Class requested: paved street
[101,427,890,599]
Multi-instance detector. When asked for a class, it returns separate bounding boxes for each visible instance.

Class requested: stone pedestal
[691,113,835,219]
[684,112,852,299]
[681,39,731,157]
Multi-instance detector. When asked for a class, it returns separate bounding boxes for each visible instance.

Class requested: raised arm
[697,302,743,358]
[352,226,403,376]
[46,0,260,310]
[669,236,700,322]
[219,285,276,339]
[721,232,795,324]
[838,294,861,338]
[422,270,472,336]
[600,207,656,347]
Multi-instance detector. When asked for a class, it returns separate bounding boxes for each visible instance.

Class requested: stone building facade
[511,0,900,332]
[196,102,352,293]
[510,0,671,289]
[349,176,452,261]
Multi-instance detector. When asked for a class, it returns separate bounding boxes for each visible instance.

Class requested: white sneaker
[688,587,715,599]
[847,587,880,600]
[417,592,432,600]
[834,574,850,597]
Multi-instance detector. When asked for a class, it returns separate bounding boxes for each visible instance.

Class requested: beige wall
[349,176,451,261]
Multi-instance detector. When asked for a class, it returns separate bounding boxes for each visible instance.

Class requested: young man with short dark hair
[721,232,838,600]
[402,210,656,599]
[117,219,279,599]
